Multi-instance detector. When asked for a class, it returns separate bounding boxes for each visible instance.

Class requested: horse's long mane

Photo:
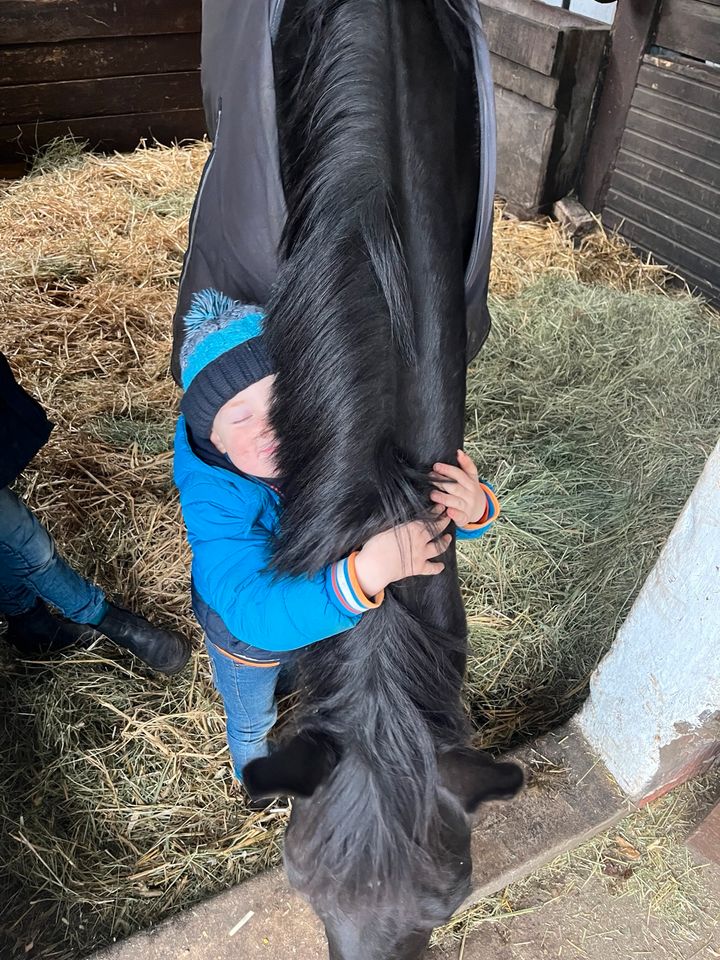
[266,0,480,923]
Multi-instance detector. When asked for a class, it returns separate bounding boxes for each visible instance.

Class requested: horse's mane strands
[266,0,477,925]
[268,0,417,572]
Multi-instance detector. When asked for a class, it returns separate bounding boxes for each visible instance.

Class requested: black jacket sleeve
[0,352,53,488]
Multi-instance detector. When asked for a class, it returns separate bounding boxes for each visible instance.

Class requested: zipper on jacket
[463,19,496,305]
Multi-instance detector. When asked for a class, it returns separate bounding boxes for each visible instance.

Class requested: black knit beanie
[178,289,274,440]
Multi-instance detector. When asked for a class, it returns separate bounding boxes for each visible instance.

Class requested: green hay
[460,277,720,746]
[89,415,175,456]
[0,647,288,959]
[130,190,196,220]
[1,140,718,959]
[29,138,89,178]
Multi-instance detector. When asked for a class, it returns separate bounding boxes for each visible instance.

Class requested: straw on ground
[1,138,718,960]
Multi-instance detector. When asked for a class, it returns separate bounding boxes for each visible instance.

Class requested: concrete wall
[579,439,720,802]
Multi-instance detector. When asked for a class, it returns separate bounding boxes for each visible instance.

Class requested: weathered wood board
[0,34,200,87]
[0,108,207,162]
[655,0,720,65]
[603,54,720,304]
[0,0,201,44]
[0,0,204,163]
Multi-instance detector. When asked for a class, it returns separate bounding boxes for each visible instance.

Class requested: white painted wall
[579,439,720,799]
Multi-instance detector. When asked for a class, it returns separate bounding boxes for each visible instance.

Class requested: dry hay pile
[0,139,718,960]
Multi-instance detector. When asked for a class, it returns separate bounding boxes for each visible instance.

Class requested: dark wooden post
[579,0,661,212]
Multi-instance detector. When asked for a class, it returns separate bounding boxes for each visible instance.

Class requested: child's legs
[205,638,280,781]
[0,486,106,622]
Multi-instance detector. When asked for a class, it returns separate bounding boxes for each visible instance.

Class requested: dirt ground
[431,775,720,960]
[432,866,720,960]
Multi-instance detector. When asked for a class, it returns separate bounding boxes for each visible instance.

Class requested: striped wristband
[330,551,384,614]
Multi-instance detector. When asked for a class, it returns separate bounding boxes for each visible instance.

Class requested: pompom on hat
[179,289,274,440]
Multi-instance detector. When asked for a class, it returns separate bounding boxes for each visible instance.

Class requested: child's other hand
[355,518,451,598]
[430,449,488,528]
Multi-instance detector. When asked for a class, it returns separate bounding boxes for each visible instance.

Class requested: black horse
[241,2,524,958]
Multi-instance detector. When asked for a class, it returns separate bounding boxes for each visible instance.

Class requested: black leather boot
[95,603,190,675]
[4,599,93,655]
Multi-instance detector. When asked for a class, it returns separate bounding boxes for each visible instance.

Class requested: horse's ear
[438,746,524,813]
[243,730,340,799]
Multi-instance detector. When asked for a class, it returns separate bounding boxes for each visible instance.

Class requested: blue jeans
[205,637,291,781]
[0,486,107,623]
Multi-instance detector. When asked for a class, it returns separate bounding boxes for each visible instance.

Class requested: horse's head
[245,737,524,960]
[307,788,473,960]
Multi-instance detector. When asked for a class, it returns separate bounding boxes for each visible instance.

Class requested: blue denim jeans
[0,486,107,623]
[205,637,294,781]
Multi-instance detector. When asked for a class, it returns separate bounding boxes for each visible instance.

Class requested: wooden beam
[489,53,559,109]
[579,0,660,212]
[631,86,715,136]
[604,194,720,280]
[640,56,720,111]
[626,103,718,158]
[687,802,720,865]
[0,0,201,45]
[655,0,720,64]
[494,86,556,214]
[478,1,561,76]
[0,34,200,87]
[610,169,720,234]
[614,145,720,205]
[482,0,610,31]
[619,128,719,188]
[1,72,202,125]
[544,24,609,203]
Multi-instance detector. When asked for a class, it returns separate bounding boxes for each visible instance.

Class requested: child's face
[210,375,279,477]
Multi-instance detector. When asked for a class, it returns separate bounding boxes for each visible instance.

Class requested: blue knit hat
[179,289,274,440]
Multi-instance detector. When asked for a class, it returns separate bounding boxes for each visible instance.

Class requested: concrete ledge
[465,721,630,905]
[88,723,631,960]
[91,867,326,960]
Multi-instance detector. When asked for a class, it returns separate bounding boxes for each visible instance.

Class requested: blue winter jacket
[174,415,499,660]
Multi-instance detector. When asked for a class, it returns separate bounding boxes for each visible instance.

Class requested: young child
[174,290,499,789]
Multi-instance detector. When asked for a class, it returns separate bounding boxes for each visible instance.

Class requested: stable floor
[431,862,720,959]
[431,774,720,960]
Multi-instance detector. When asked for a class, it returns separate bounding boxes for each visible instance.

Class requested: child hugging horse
[172,1,523,957]
[173,294,499,787]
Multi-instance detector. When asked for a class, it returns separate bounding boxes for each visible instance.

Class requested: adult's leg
[0,487,190,672]
[0,486,106,623]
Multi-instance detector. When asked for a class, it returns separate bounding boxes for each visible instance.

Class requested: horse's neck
[270,0,477,561]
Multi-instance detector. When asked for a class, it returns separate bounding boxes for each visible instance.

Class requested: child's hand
[430,449,488,528]
[355,518,451,599]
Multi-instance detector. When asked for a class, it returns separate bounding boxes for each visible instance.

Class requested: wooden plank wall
[0,0,205,165]
[479,0,609,215]
[1,0,607,215]
[603,55,720,303]
[654,0,720,65]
